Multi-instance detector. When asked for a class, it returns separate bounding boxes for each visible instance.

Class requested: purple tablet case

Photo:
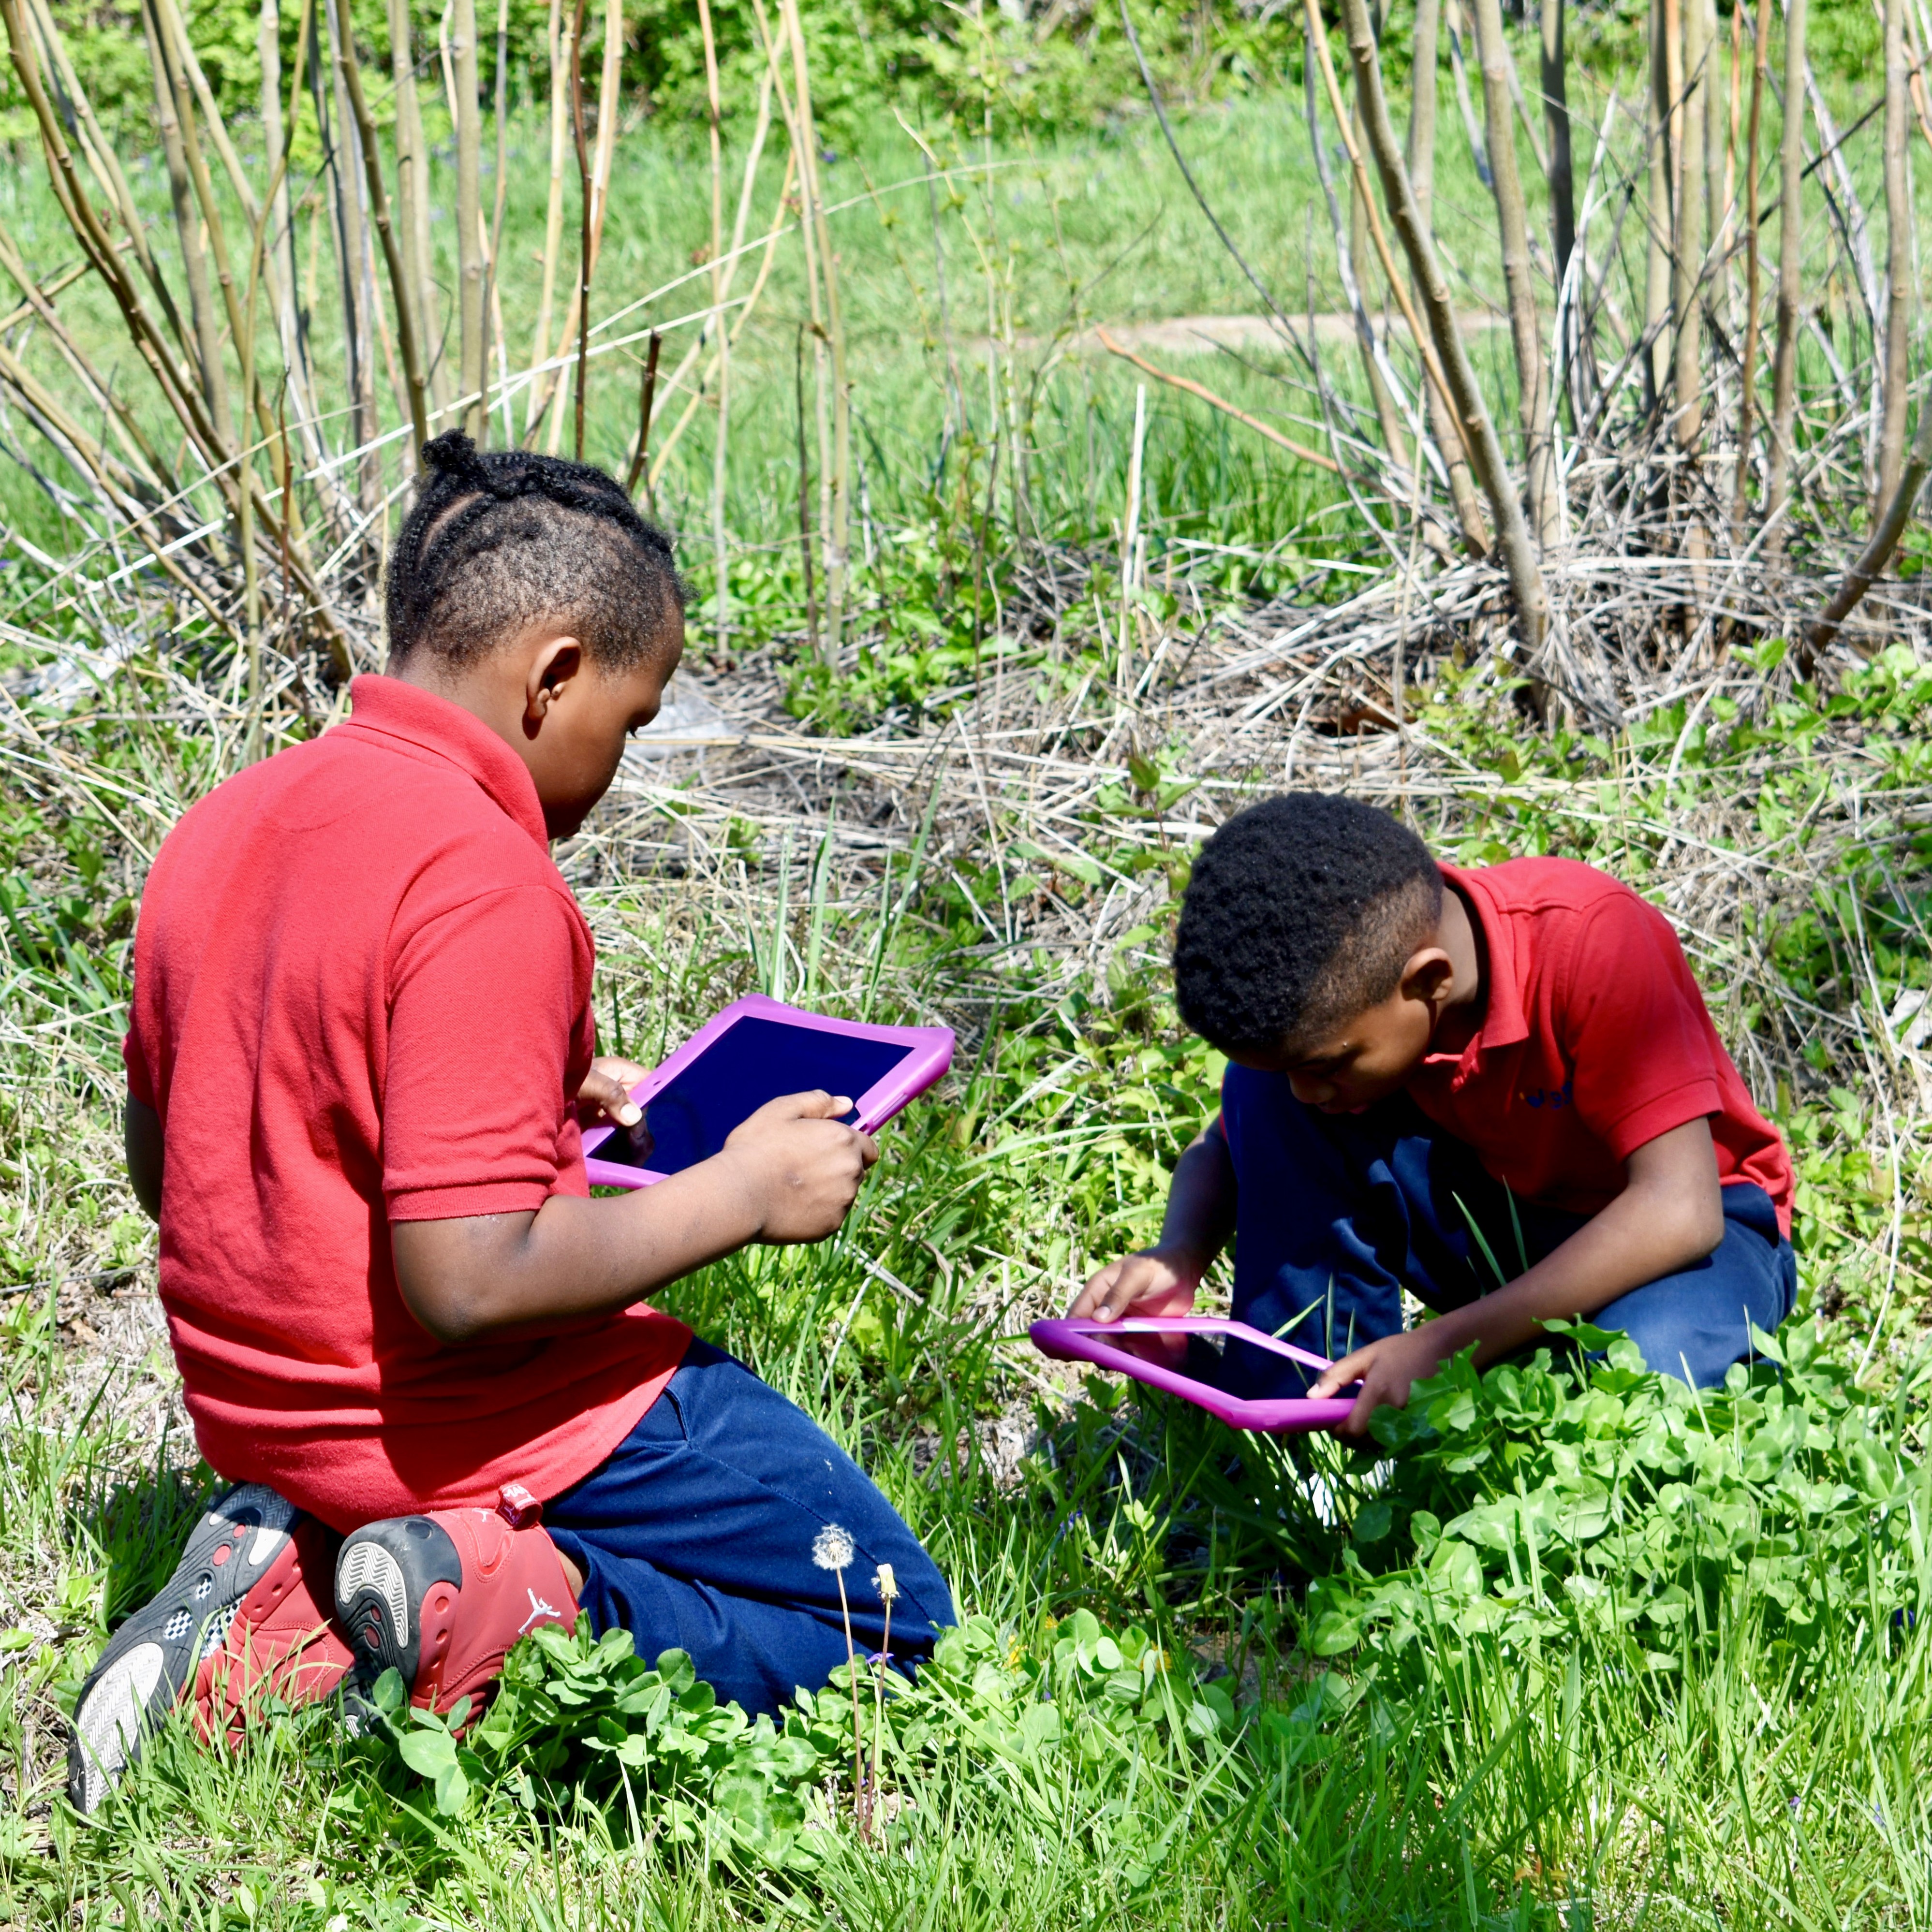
[583,994,954,1190]
[1029,1316,1358,1433]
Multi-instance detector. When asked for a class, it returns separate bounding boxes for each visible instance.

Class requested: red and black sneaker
[67,1484,352,1815]
[334,1504,578,1719]
[192,1517,353,1751]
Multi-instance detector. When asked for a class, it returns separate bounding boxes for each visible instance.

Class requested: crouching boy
[1072,793,1795,1433]
[70,434,952,1814]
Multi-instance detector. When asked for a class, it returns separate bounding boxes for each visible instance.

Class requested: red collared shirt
[1407,859,1793,1234]
[124,675,689,1532]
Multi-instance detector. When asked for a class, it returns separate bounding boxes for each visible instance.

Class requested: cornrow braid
[385,431,688,672]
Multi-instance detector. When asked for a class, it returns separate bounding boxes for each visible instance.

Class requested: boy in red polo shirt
[70,435,952,1813]
[1070,793,1795,1434]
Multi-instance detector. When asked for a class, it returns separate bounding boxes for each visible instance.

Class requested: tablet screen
[1105,1327,1325,1403]
[593,1016,918,1175]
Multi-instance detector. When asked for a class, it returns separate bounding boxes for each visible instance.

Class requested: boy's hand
[1310,1326,1454,1436]
[721,1091,880,1244]
[577,1056,649,1138]
[1067,1248,1204,1323]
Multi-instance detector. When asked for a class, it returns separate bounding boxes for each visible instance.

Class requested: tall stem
[779,0,849,655]
[1767,0,1807,548]
[1540,0,1575,286]
[698,0,728,652]
[337,10,431,455]
[144,0,235,457]
[569,0,591,459]
[1672,0,1707,452]
[390,0,445,418]
[526,0,570,438]
[454,0,485,438]
[263,0,328,474]
[1407,0,1490,549]
[1734,0,1770,526]
[543,0,620,455]
[1330,0,1549,645]
[1306,46,1411,476]
[1472,0,1557,542]
[1879,0,1911,507]
[318,0,378,505]
[1803,385,1932,665]
[1645,0,1672,411]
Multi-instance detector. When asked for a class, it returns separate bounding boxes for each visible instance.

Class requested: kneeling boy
[1072,793,1794,1433]
[70,434,952,1813]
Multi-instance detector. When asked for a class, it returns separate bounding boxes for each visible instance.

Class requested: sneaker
[335,1507,577,1718]
[66,1483,350,1815]
[192,1516,353,1749]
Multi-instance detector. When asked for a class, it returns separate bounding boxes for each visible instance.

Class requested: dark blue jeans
[1220,1066,1796,1388]
[545,1342,955,1717]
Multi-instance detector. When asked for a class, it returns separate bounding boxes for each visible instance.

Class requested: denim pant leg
[1220,1065,1515,1360]
[1587,1182,1797,1387]
[544,1341,956,1717]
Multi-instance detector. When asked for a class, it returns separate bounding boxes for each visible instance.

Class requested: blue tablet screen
[594,1016,916,1175]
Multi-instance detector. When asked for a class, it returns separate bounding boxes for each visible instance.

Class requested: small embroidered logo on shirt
[1522,1078,1575,1110]
[518,1588,560,1633]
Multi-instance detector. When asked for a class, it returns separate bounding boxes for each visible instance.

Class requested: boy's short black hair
[385,432,688,671]
[1173,793,1443,1055]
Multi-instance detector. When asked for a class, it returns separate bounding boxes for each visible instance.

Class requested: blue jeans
[1219,1066,1796,1388]
[545,1342,956,1716]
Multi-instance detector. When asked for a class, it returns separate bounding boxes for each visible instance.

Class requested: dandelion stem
[833,1566,869,1841]
[870,1591,893,1830]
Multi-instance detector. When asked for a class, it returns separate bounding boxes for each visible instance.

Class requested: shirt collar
[1420,863,1529,1082]
[337,675,550,851]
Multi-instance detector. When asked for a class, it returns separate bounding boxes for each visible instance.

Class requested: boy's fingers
[1311,1349,1369,1401]
[1065,1268,1116,1319]
[579,1068,643,1126]
[590,1055,650,1087]
[764,1089,853,1120]
[1093,1265,1151,1322]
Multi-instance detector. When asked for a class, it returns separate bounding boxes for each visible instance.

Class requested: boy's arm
[126,1097,163,1222]
[391,1088,877,1344]
[1311,1115,1726,1433]
[1065,1121,1238,1321]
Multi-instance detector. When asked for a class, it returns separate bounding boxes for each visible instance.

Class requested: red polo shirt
[124,675,690,1533]
[1408,859,1792,1234]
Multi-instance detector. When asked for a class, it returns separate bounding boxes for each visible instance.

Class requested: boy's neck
[1429,880,1488,1053]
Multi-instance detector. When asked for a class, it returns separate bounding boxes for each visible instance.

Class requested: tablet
[583,994,954,1189]
[1028,1316,1359,1433]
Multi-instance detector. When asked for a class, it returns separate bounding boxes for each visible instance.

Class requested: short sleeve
[383,884,594,1220]
[1562,893,1724,1163]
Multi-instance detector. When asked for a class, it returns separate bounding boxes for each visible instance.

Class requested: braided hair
[1173,793,1443,1055]
[385,432,687,671]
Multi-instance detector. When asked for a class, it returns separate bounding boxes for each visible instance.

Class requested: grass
[0,620,1930,1926]
[3,12,1932,1925]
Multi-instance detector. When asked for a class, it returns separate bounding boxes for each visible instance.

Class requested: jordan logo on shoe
[516,1588,559,1634]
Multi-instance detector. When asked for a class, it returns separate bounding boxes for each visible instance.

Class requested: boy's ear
[1400,946,1456,1003]
[522,636,585,726]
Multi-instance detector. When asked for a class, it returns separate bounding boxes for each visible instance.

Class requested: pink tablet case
[583,994,954,1190]
[1029,1316,1358,1433]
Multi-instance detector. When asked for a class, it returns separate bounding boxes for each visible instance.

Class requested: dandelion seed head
[812,1523,855,1571]
[873,1562,898,1602]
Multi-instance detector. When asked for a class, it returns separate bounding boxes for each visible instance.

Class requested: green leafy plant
[1303,1321,1932,1683]
[359,1606,1244,1873]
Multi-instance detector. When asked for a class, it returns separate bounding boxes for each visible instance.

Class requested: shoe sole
[335,1517,462,1695]
[67,1483,298,1815]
